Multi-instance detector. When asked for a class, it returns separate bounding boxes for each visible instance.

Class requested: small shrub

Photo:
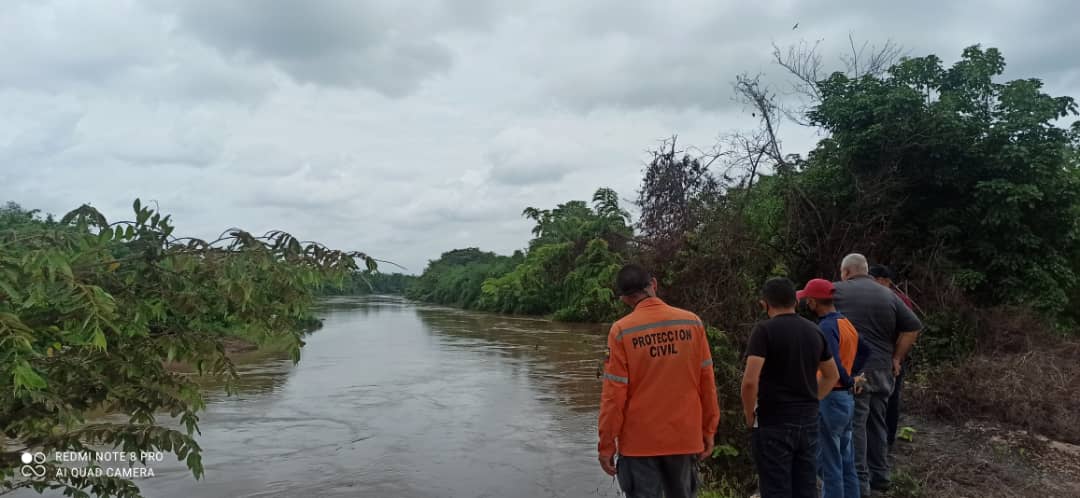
[698,477,743,498]
[887,470,925,498]
[913,309,978,367]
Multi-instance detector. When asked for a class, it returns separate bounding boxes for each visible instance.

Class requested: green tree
[480,188,631,322]
[801,45,1080,314]
[320,271,416,295]
[1,200,371,497]
[406,248,520,310]
[411,188,632,322]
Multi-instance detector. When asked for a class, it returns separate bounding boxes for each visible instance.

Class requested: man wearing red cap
[798,279,868,498]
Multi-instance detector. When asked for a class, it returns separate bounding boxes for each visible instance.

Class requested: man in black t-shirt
[741,277,841,498]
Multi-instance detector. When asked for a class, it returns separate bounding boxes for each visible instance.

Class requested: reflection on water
[19,296,619,497]
[413,305,610,414]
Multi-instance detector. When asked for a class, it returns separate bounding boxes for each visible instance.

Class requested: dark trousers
[752,421,819,498]
[886,366,904,446]
[616,454,700,498]
[854,368,895,495]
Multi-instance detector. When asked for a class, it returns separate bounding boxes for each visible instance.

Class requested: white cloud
[2,0,1078,273]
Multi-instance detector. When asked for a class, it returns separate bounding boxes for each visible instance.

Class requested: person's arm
[598,325,629,475]
[892,295,923,375]
[820,319,852,387]
[816,332,839,399]
[893,331,919,374]
[817,359,840,400]
[741,355,764,427]
[741,326,768,427]
[851,336,871,376]
[697,323,719,461]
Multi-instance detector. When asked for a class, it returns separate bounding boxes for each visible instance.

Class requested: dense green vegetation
[320,271,415,295]
[407,188,632,322]
[0,201,371,497]
[406,248,521,309]
[407,46,1080,492]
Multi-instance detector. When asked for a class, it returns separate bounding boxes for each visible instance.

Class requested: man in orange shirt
[598,264,720,498]
[799,278,869,498]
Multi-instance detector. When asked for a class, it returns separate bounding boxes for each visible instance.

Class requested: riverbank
[885,415,1080,497]
[893,332,1080,497]
[698,414,1080,498]
[162,317,325,373]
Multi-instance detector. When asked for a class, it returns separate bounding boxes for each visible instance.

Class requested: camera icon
[19,452,47,479]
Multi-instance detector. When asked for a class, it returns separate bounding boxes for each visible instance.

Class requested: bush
[907,307,1080,444]
[701,327,757,495]
[913,309,978,368]
[0,200,366,496]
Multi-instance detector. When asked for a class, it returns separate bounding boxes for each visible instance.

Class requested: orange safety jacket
[834,317,860,388]
[598,297,720,458]
[817,311,868,389]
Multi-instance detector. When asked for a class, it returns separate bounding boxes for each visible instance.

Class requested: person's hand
[853,373,867,395]
[699,435,715,462]
[892,357,902,377]
[599,454,616,476]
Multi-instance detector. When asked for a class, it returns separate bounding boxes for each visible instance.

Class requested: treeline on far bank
[402,45,1080,493]
[320,270,416,295]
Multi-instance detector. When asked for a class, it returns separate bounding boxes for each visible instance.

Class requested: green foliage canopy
[797,45,1080,314]
[1,200,370,497]
[408,188,631,322]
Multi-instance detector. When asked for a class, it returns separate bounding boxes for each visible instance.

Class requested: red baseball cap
[796,278,834,300]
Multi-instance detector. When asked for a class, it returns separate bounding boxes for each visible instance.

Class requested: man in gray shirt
[833,254,922,496]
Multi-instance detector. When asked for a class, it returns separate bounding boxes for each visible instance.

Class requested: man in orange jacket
[598,264,720,498]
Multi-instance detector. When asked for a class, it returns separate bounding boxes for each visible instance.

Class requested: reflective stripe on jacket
[598,297,720,457]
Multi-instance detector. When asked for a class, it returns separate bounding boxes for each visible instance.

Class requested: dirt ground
[884,415,1080,498]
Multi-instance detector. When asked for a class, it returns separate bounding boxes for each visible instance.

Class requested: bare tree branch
[772,36,904,127]
[733,74,788,171]
[841,35,903,78]
[772,39,824,103]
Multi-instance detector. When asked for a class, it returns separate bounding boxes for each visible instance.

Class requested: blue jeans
[752,421,819,498]
[819,390,859,498]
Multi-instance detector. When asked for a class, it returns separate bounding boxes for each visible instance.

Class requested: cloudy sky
[2,1,1078,273]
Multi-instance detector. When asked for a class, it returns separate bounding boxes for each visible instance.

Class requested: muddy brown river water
[21,296,621,497]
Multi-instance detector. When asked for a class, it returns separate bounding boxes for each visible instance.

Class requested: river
[29,296,620,497]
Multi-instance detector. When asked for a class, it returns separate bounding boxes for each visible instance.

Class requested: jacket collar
[634,296,665,309]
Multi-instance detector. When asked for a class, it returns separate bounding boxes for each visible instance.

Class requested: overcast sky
[2,1,1078,273]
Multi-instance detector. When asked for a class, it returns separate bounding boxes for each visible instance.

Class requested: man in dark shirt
[741,277,840,498]
[834,255,923,496]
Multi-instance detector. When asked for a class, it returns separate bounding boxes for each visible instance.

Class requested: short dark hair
[616,264,652,296]
[761,277,797,308]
